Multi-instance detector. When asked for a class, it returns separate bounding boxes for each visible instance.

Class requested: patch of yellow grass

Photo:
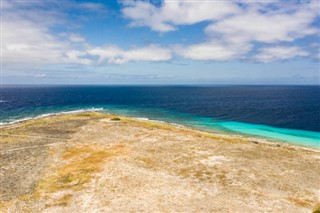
[287,197,313,208]
[137,156,156,167]
[0,127,28,143]
[0,135,27,144]
[0,201,11,213]
[120,117,134,122]
[0,193,33,213]
[134,120,179,131]
[51,194,73,207]
[313,203,320,213]
[37,144,127,194]
[107,116,179,131]
[23,143,128,208]
[73,112,108,118]
[197,132,245,144]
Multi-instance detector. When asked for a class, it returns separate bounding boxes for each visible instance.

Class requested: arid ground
[1,112,319,212]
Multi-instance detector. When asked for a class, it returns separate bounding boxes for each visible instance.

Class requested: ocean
[1,85,319,148]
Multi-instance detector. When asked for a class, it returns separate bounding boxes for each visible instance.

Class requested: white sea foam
[0,108,104,126]
[135,117,149,121]
[133,116,185,127]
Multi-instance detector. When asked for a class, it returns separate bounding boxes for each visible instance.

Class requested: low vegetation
[312,203,320,213]
[37,144,126,194]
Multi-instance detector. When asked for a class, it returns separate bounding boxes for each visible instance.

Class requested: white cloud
[175,42,252,61]
[205,6,318,44]
[69,34,86,43]
[121,0,319,63]
[122,0,239,32]
[2,1,173,68]
[255,46,309,62]
[65,50,92,65]
[2,18,91,67]
[88,45,172,64]
[77,2,106,12]
[3,19,66,66]
[2,1,93,67]
[3,8,170,67]
[2,0,112,69]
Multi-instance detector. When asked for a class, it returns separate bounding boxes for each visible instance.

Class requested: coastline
[1,111,319,212]
[0,108,104,126]
[1,110,319,152]
[136,116,320,152]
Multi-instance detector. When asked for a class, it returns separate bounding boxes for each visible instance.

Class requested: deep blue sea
[1,85,319,148]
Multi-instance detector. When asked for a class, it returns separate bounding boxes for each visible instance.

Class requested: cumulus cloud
[2,18,92,66]
[65,50,92,65]
[2,1,174,67]
[205,4,318,44]
[3,19,64,66]
[122,0,319,62]
[175,42,252,61]
[1,1,96,67]
[2,0,116,68]
[88,45,172,64]
[122,0,239,32]
[254,46,309,62]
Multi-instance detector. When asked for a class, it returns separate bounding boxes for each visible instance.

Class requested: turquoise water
[102,106,320,148]
[2,105,319,149]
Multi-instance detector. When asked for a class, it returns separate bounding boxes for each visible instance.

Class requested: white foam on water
[135,117,149,121]
[0,108,104,126]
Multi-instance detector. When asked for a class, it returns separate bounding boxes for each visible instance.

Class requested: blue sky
[2,0,320,85]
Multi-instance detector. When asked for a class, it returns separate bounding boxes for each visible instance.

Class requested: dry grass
[0,135,28,144]
[16,143,128,209]
[137,156,156,167]
[121,118,179,131]
[37,144,126,194]
[287,197,313,208]
[50,194,73,207]
[0,201,11,213]
[0,194,34,213]
[313,203,320,213]
[133,119,245,145]
[138,121,175,130]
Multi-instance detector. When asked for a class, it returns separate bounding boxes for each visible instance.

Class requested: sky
[1,0,320,85]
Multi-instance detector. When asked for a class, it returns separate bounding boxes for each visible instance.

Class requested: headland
[1,112,319,212]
